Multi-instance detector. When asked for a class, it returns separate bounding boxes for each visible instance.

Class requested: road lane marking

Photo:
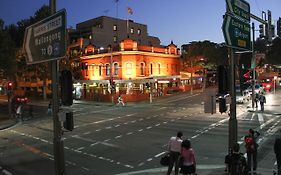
[154,152,166,158]
[258,113,265,128]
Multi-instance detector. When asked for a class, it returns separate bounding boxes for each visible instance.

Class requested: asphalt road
[0,88,280,175]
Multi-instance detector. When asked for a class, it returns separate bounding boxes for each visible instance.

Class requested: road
[0,88,280,175]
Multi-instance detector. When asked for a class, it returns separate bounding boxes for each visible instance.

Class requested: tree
[181,41,228,93]
[2,5,51,99]
[0,20,16,79]
[266,37,281,65]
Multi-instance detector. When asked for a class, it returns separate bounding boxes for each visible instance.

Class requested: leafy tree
[181,41,228,93]
[266,37,281,65]
[0,20,16,79]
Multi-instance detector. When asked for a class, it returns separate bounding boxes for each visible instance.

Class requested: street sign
[226,0,250,22]
[23,9,66,65]
[222,14,251,50]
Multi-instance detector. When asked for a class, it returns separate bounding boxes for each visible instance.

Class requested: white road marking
[258,113,265,128]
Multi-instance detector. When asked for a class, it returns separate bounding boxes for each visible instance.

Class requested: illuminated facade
[72,38,182,102]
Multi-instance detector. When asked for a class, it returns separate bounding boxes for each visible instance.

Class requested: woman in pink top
[180,139,196,175]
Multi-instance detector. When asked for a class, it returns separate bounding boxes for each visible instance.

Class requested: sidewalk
[0,114,17,130]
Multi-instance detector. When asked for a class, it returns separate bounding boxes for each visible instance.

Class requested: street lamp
[274,76,277,94]
[108,45,114,103]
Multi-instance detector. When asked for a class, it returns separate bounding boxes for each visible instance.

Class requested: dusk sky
[1,0,281,47]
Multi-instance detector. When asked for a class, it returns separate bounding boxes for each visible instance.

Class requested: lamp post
[274,76,277,94]
[108,45,114,103]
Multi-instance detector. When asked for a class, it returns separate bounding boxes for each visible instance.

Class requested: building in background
[68,16,160,50]
[71,38,182,102]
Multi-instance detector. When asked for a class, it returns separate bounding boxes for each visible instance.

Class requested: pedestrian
[227,142,247,175]
[47,101,52,115]
[274,133,281,175]
[254,93,259,108]
[179,139,196,175]
[16,105,22,119]
[259,93,266,112]
[244,128,260,173]
[166,131,183,175]
[117,95,125,106]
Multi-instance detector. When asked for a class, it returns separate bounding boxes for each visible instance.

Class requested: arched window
[105,64,110,76]
[126,62,132,75]
[140,62,145,75]
[158,63,161,75]
[114,63,118,75]
[150,63,153,75]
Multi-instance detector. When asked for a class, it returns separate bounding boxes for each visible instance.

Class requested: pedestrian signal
[63,112,74,131]
[61,70,73,106]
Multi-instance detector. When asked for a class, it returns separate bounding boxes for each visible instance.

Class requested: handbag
[160,153,170,166]
[178,156,184,167]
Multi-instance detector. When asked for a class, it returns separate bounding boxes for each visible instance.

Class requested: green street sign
[24,9,66,65]
[222,14,251,50]
[226,0,250,22]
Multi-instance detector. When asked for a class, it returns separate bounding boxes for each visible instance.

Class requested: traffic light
[259,24,265,38]
[61,70,73,106]
[217,65,228,95]
[7,82,13,90]
[219,97,227,113]
[63,112,74,131]
[277,18,281,37]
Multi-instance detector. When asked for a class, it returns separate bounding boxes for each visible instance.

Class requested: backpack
[245,136,255,152]
[229,153,247,175]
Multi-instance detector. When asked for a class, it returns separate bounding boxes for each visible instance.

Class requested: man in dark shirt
[274,135,281,175]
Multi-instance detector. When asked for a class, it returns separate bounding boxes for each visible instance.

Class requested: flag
[127,7,133,15]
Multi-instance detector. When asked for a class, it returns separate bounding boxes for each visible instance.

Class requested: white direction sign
[24,9,66,65]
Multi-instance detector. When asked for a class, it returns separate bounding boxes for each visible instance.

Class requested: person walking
[117,95,125,106]
[244,128,260,173]
[166,131,183,175]
[254,93,259,109]
[47,101,52,115]
[227,143,247,175]
[179,139,196,175]
[274,134,281,175]
[259,93,266,112]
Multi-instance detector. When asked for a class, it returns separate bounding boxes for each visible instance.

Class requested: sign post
[222,0,250,151]
[23,1,66,174]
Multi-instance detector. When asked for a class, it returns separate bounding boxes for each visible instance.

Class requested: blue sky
[0,0,281,47]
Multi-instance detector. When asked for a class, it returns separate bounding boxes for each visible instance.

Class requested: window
[140,63,145,75]
[105,64,110,76]
[114,63,118,75]
[91,64,95,76]
[137,29,141,35]
[126,63,132,75]
[113,36,117,43]
[113,25,117,31]
[130,27,134,34]
[158,63,161,74]
[99,65,102,76]
[150,63,153,75]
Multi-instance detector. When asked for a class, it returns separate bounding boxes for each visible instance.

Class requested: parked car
[260,78,274,91]
[236,90,251,104]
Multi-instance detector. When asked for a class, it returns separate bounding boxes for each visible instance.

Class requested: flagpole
[116,0,119,43]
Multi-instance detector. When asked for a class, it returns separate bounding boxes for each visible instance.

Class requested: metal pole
[49,0,66,174]
[251,22,256,109]
[229,48,237,150]
[110,47,114,103]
